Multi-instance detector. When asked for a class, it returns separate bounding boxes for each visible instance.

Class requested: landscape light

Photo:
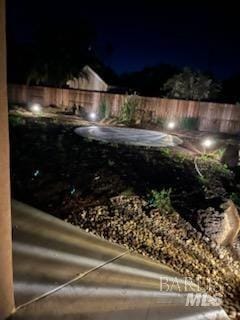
[33,169,40,177]
[167,121,176,130]
[202,138,215,149]
[30,103,42,114]
[89,112,97,121]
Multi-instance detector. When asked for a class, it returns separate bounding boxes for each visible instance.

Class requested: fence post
[0,0,15,318]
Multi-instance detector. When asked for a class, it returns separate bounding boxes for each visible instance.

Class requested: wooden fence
[8,84,240,134]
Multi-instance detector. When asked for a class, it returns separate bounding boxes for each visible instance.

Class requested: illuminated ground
[75,126,182,147]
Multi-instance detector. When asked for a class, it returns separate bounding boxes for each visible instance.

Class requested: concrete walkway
[10,201,229,319]
[75,126,182,147]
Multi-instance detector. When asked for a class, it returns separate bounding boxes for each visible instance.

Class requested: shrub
[9,115,25,127]
[179,117,199,130]
[155,117,166,128]
[163,67,221,101]
[119,95,138,125]
[149,189,172,212]
[98,100,110,120]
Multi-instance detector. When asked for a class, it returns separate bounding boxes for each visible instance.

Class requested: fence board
[8,84,240,134]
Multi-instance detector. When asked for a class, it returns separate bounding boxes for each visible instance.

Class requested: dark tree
[222,74,240,104]
[120,64,179,97]
[163,68,221,101]
[7,18,96,87]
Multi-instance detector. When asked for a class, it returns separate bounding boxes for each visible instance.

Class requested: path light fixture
[30,103,42,115]
[167,121,176,130]
[89,112,97,121]
[201,137,215,153]
[202,138,215,149]
[194,137,216,176]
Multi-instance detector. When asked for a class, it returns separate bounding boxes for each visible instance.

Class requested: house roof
[82,65,108,86]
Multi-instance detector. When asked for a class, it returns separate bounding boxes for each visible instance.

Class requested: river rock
[197,200,240,246]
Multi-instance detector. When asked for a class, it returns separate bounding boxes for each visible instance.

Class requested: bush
[179,117,199,130]
[163,67,221,101]
[149,189,172,212]
[98,100,110,120]
[9,115,26,127]
[155,117,166,128]
[119,96,138,125]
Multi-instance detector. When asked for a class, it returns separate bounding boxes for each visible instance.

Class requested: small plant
[179,117,199,131]
[198,154,231,176]
[108,159,115,166]
[98,99,110,120]
[9,115,25,127]
[149,189,172,212]
[155,117,166,128]
[161,148,171,156]
[119,95,138,125]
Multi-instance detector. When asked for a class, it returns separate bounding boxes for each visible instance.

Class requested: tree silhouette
[7,18,96,87]
[222,74,240,103]
[27,19,96,86]
[163,68,221,101]
[120,64,179,96]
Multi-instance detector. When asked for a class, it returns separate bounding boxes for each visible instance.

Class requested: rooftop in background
[66,65,109,92]
[66,65,134,94]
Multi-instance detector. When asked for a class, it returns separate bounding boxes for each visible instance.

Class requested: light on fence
[167,121,176,130]
[89,112,97,121]
[201,138,215,149]
[30,103,42,114]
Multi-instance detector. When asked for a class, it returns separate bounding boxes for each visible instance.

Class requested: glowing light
[33,170,40,177]
[89,112,97,121]
[70,187,76,195]
[30,103,42,114]
[202,138,215,149]
[167,121,176,130]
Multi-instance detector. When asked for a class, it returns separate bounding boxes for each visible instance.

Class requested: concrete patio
[10,201,229,319]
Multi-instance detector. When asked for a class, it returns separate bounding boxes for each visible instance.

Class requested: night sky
[6,0,240,78]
